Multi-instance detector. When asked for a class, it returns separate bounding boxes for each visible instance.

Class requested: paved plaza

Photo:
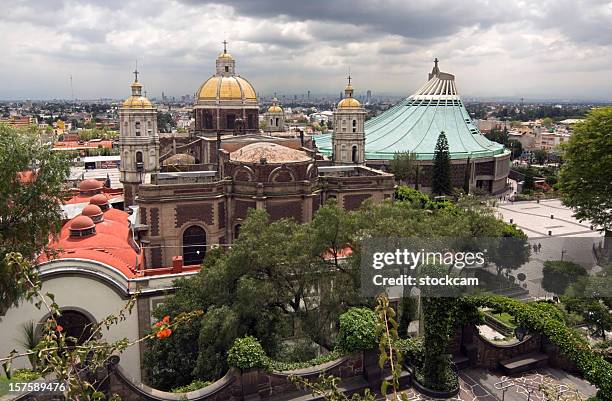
[494,199,601,238]
[398,368,597,400]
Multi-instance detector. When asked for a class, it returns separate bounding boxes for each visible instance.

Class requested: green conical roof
[316,64,508,161]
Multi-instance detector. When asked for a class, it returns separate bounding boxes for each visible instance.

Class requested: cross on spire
[434,57,439,68]
[133,60,139,82]
[222,39,228,54]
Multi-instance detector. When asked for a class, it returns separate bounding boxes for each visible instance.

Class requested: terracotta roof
[230,142,311,164]
[64,189,122,205]
[70,215,96,230]
[79,179,103,192]
[40,199,143,277]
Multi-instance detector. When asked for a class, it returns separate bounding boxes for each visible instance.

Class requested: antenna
[70,74,74,99]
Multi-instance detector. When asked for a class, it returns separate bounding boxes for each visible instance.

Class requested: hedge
[269,350,345,371]
[461,295,612,400]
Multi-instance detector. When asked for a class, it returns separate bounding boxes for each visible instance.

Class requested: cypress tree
[432,131,452,195]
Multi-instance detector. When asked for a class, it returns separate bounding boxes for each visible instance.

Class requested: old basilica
[119,44,396,268]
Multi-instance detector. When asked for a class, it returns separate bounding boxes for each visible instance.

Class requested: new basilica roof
[316,62,507,161]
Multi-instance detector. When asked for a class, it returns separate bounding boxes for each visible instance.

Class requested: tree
[533,148,548,165]
[523,166,536,192]
[432,131,452,195]
[145,205,362,388]
[394,186,430,209]
[541,260,587,297]
[558,107,612,237]
[508,139,523,160]
[157,111,176,133]
[541,117,554,128]
[0,124,70,313]
[389,152,417,185]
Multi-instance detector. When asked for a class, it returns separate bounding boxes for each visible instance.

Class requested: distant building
[0,116,36,128]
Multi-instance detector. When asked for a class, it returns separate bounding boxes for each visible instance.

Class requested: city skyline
[1,0,612,101]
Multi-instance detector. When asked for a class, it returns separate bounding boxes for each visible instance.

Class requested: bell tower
[119,67,159,207]
[332,74,366,165]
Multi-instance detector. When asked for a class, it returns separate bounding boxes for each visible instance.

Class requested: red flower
[156,328,172,339]
[155,322,162,328]
[56,325,63,332]
[162,315,170,324]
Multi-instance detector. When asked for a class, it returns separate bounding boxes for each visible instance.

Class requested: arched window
[56,310,93,346]
[234,224,241,240]
[182,225,206,265]
[136,151,143,163]
[352,145,358,163]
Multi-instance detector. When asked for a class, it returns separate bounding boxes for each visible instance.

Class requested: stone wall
[457,325,577,372]
[103,352,368,401]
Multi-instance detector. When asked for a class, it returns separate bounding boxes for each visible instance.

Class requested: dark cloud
[181,0,517,39]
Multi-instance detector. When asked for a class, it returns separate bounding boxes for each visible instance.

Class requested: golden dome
[197,76,257,101]
[122,96,154,109]
[268,105,283,113]
[218,51,234,60]
[337,97,361,109]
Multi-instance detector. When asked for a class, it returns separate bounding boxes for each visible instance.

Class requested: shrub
[171,379,212,393]
[10,369,40,382]
[337,308,379,353]
[269,350,344,371]
[227,336,269,370]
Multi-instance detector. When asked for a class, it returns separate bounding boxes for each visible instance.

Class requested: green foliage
[523,166,536,192]
[269,350,344,372]
[389,152,417,184]
[227,336,269,370]
[290,374,375,401]
[487,223,530,275]
[337,308,379,353]
[558,107,612,232]
[143,313,203,390]
[10,368,40,382]
[171,379,212,393]
[542,260,587,296]
[461,295,612,400]
[394,186,430,208]
[157,112,176,133]
[419,297,459,391]
[533,148,548,165]
[432,131,452,195]
[375,295,407,400]
[0,124,70,311]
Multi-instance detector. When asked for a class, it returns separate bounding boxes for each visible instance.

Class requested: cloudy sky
[1,0,611,101]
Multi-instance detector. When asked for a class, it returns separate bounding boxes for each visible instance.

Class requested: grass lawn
[491,312,517,328]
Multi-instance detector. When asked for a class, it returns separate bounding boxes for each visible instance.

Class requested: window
[352,145,358,163]
[275,118,279,126]
[225,66,229,72]
[226,114,236,129]
[135,121,141,129]
[136,151,143,163]
[183,226,206,265]
[55,310,93,345]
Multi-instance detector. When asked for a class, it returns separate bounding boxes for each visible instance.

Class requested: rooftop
[316,61,508,161]
[230,142,311,164]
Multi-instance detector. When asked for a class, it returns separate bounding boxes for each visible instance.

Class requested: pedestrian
[538,243,542,252]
